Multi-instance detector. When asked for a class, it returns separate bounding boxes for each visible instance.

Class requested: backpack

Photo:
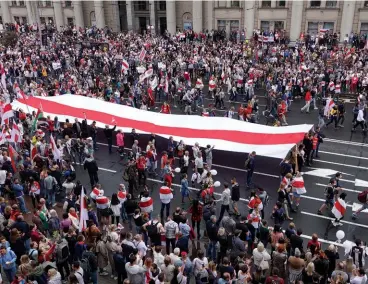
[244,157,251,169]
[273,208,285,221]
[28,248,38,260]
[79,257,91,283]
[146,221,159,238]
[56,241,69,263]
[358,190,368,203]
[83,251,98,272]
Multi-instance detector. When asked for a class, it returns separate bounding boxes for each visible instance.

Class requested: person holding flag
[331,192,347,226]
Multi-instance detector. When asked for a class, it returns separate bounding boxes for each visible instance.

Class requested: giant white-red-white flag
[79,189,89,231]
[10,124,21,143]
[1,104,14,125]
[12,95,313,158]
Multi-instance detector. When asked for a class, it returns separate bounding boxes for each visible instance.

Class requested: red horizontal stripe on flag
[160,187,172,194]
[292,181,304,188]
[140,199,153,207]
[19,97,306,146]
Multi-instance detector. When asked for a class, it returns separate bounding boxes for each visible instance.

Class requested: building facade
[1,0,368,41]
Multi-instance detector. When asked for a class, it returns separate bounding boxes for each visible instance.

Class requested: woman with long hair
[110,193,122,225]
[188,199,203,239]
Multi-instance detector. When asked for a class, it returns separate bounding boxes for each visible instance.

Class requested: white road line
[301,211,368,229]
[314,160,368,170]
[299,234,343,247]
[324,138,368,147]
[75,163,117,173]
[96,142,279,179]
[315,183,361,194]
[318,151,368,161]
[300,195,353,207]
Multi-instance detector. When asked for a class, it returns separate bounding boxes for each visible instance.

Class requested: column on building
[149,0,156,33]
[289,1,303,42]
[26,1,36,25]
[94,0,106,28]
[192,0,203,32]
[340,1,355,42]
[53,0,64,31]
[73,0,84,28]
[205,0,213,31]
[2,1,12,23]
[271,0,277,8]
[166,0,176,35]
[244,0,255,39]
[126,1,133,30]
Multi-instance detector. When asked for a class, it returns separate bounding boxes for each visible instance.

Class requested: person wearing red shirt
[278,101,288,125]
[136,154,147,186]
[265,267,284,284]
[160,102,171,114]
[307,233,321,254]
[301,90,312,113]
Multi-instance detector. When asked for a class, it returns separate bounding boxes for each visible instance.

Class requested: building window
[14,16,20,23]
[182,12,192,30]
[230,20,239,31]
[231,1,240,7]
[277,1,286,7]
[65,1,72,7]
[262,1,272,8]
[274,21,285,30]
[218,1,227,7]
[45,1,52,7]
[360,23,368,36]
[326,1,337,7]
[67,17,74,26]
[310,1,321,7]
[11,1,17,6]
[260,21,270,32]
[323,22,334,31]
[19,1,25,6]
[48,17,54,24]
[40,17,46,24]
[307,22,318,35]
[364,1,368,7]
[0,17,3,24]
[90,11,96,26]
[158,1,166,10]
[22,17,27,24]
[217,20,226,31]
[135,1,148,11]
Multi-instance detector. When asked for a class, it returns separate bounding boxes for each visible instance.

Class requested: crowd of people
[0,21,366,284]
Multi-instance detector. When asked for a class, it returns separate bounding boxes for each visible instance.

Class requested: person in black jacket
[290,228,304,256]
[206,215,218,261]
[83,154,99,188]
[124,194,138,231]
[103,123,117,154]
[113,251,127,284]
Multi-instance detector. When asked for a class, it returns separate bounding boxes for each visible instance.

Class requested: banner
[12,95,313,158]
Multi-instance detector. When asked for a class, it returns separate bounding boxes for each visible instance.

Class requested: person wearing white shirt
[351,268,367,284]
[133,234,148,258]
[195,152,204,175]
[192,143,200,159]
[216,183,231,224]
[182,151,190,174]
[72,262,84,284]
[192,250,209,278]
[352,108,366,132]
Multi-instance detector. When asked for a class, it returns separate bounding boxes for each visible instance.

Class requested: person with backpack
[352,189,368,220]
[143,216,164,247]
[72,261,85,284]
[48,209,60,236]
[81,244,98,284]
[74,234,87,261]
[55,236,70,281]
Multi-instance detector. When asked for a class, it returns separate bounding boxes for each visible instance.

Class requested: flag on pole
[50,134,61,161]
[138,48,146,61]
[324,98,335,116]
[1,104,14,125]
[30,143,37,160]
[31,105,44,133]
[10,124,21,143]
[79,188,89,231]
[8,144,18,172]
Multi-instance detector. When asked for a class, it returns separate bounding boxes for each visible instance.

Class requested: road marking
[318,151,368,161]
[300,195,353,207]
[96,142,279,179]
[314,160,368,170]
[300,211,368,229]
[75,163,117,173]
[324,138,368,147]
[315,183,361,194]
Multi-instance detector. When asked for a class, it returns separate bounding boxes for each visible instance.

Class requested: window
[260,21,270,32]
[48,17,54,24]
[231,1,240,7]
[14,16,20,23]
[218,1,227,7]
[135,1,148,11]
[65,1,72,7]
[278,1,286,7]
[90,11,96,26]
[19,1,25,6]
[274,21,284,30]
[307,22,318,35]
[45,1,52,7]
[364,1,368,7]
[158,1,166,10]
[360,23,368,36]
[0,17,2,24]
[22,17,27,24]
[230,20,239,31]
[323,22,334,31]
[40,17,46,24]
[11,1,17,6]
[67,17,74,26]
[262,0,271,8]
[217,20,226,31]
[310,1,321,7]
[326,1,337,7]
